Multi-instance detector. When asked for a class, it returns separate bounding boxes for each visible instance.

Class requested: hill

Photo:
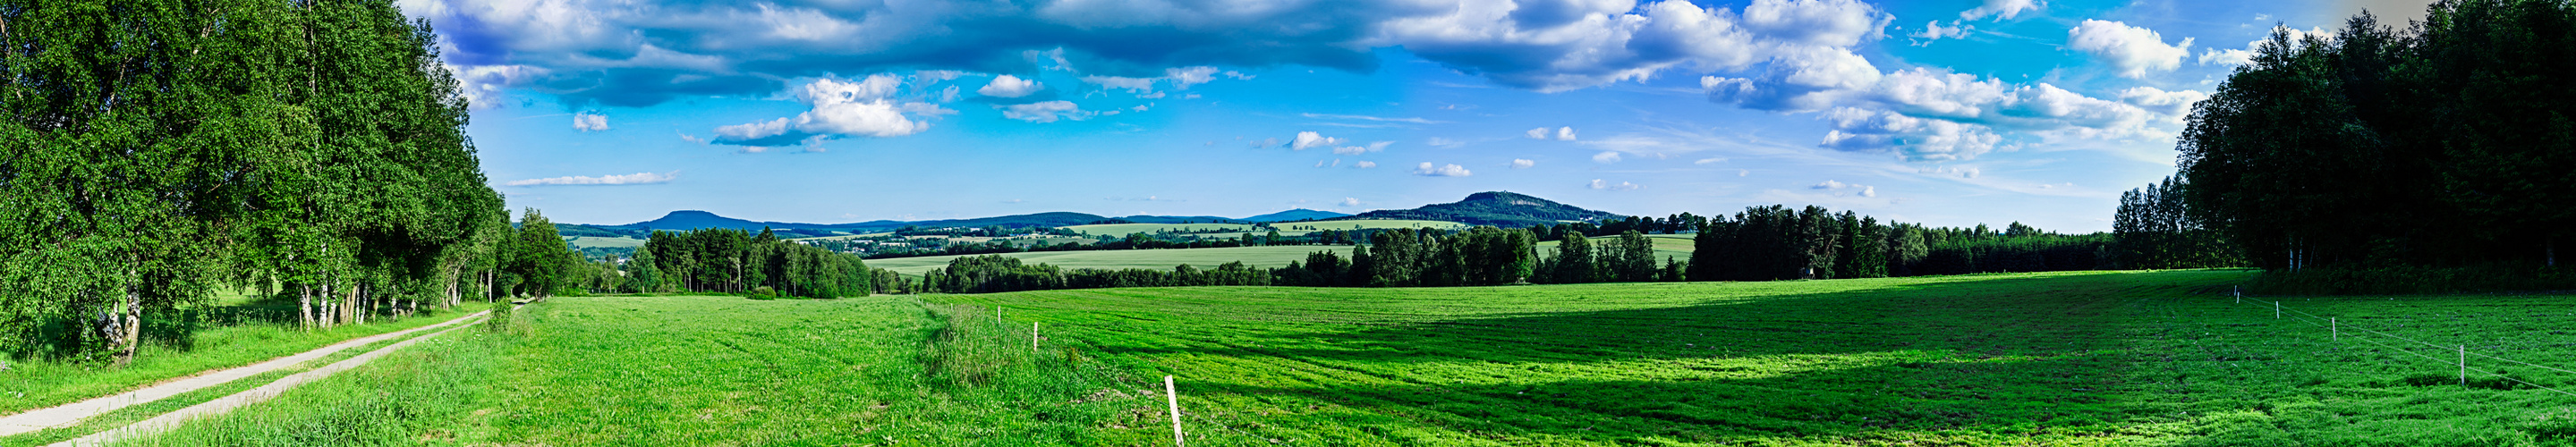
[1338,190,1622,227]
[1241,208,1350,222]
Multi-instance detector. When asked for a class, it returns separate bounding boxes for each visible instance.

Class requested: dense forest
[2157,0,2575,291]
[0,0,533,364]
[633,228,872,299]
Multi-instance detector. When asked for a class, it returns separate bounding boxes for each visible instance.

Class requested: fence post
[2461,345,2468,387]
[1167,375,1185,447]
[2331,317,2337,341]
[2274,301,2280,319]
[2234,286,2240,303]
[1033,322,1041,353]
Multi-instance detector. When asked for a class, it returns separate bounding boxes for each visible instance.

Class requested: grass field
[867,245,1361,275]
[123,296,1166,446]
[564,236,645,249]
[1062,223,1264,236]
[109,271,2576,445]
[1063,220,1467,238]
[0,299,489,417]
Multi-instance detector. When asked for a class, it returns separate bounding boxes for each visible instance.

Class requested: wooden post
[2331,317,2337,341]
[2233,286,2240,303]
[1167,375,1184,447]
[2274,301,2280,319]
[2460,345,2467,387]
[1033,322,1041,353]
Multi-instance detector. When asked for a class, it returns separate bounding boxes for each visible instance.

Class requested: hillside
[1242,208,1350,222]
[1339,190,1623,227]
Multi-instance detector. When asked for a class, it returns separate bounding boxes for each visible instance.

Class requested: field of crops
[933,270,2576,445]
[866,245,1361,275]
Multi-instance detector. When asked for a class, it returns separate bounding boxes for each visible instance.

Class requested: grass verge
[0,301,491,416]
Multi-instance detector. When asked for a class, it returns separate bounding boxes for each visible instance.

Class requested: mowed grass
[868,245,1360,275]
[125,295,1170,446]
[0,300,489,416]
[930,270,2576,445]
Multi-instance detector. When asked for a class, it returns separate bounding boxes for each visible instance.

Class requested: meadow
[1062,220,1467,238]
[1534,233,1696,263]
[102,270,2576,445]
[866,244,1361,275]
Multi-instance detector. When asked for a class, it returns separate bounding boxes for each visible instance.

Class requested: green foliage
[0,0,504,362]
[638,228,869,299]
[2181,2,2576,273]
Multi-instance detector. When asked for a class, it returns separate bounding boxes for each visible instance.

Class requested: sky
[400,0,2428,232]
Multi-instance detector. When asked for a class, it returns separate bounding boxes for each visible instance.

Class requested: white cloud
[2067,20,2192,79]
[710,74,939,145]
[977,74,1043,97]
[1291,131,1344,150]
[1413,163,1471,177]
[2197,25,2335,66]
[1693,156,1727,164]
[1332,140,1393,155]
[1081,75,1159,92]
[1355,161,1378,168]
[1003,100,1093,122]
[678,133,708,144]
[504,171,678,186]
[1427,137,1467,148]
[715,117,790,140]
[1592,151,1623,163]
[1303,113,1442,124]
[1808,179,1875,197]
[1739,169,1750,176]
[1910,20,1969,44]
[1511,158,1535,169]
[1165,66,1220,89]
[1339,197,1361,207]
[1703,64,2169,160]
[1812,180,1849,189]
[1818,107,2002,161]
[2117,86,2208,117]
[1589,179,1643,190]
[1960,0,2040,21]
[1526,128,1550,139]
[1861,185,1877,197]
[1556,126,1577,140]
[572,111,609,131]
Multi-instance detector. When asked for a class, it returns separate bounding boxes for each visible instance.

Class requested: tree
[1552,232,1598,283]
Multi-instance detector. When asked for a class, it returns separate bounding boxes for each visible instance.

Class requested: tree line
[914,207,2125,294]
[634,228,873,299]
[0,0,523,364]
[2173,1,2575,276]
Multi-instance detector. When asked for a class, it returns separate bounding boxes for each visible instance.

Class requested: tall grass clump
[909,301,1166,444]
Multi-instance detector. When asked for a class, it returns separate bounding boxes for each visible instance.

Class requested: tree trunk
[114,279,140,366]
[299,283,313,330]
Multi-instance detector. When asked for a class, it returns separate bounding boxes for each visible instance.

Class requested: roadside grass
[123,295,1157,445]
[0,300,491,417]
[868,245,1361,275]
[0,330,422,447]
[930,270,2576,445]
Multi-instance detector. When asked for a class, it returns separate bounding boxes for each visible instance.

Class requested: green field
[866,245,1360,274]
[1062,220,1467,238]
[110,271,2576,445]
[1061,223,1263,236]
[564,236,645,249]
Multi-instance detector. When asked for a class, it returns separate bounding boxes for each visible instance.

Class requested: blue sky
[404,0,2423,232]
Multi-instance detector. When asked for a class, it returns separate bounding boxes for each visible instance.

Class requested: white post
[2331,317,2337,341]
[2234,286,2240,303]
[2460,345,2468,387]
[1166,375,1185,447]
[2274,301,2280,319]
[1033,322,1041,353]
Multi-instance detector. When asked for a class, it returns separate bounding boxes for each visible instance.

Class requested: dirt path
[46,314,493,447]
[0,309,491,438]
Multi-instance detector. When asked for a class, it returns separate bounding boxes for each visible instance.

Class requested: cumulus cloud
[1556,126,1577,140]
[2117,86,2208,117]
[1910,21,1969,44]
[1592,151,1623,163]
[1413,163,1471,177]
[404,0,1906,107]
[1694,156,1728,164]
[1339,198,1362,207]
[1960,0,2040,21]
[2196,25,2335,66]
[1003,100,1093,122]
[1291,131,1345,150]
[1809,179,1875,197]
[710,75,941,146]
[572,111,609,131]
[1526,128,1551,139]
[1511,158,1535,169]
[1703,65,2169,161]
[504,171,678,186]
[2067,20,2192,79]
[1589,179,1643,190]
[978,74,1044,97]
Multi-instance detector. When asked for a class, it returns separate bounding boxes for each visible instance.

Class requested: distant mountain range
[1338,191,1623,227]
[557,192,1610,239]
